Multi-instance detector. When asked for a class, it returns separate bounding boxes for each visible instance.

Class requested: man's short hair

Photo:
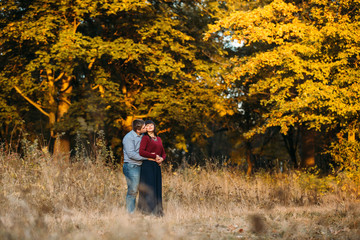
[132,119,145,131]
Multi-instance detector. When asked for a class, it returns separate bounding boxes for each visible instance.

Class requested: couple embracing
[122,119,166,216]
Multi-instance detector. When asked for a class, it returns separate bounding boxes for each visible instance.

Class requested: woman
[138,120,166,216]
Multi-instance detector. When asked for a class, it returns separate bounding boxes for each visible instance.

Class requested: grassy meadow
[1,145,360,240]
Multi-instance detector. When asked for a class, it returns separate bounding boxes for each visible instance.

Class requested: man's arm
[123,136,146,161]
[139,136,157,159]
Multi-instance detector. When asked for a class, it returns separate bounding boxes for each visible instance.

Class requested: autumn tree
[1,0,121,158]
[207,0,360,168]
[0,0,230,160]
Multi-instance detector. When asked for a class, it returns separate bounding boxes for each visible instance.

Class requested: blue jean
[123,163,141,213]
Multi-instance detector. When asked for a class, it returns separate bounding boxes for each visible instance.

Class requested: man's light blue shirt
[123,130,147,165]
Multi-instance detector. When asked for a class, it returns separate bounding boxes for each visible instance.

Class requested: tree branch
[134,114,149,119]
[13,86,50,118]
[158,128,171,134]
[59,98,71,106]
[55,72,65,82]
[88,57,96,70]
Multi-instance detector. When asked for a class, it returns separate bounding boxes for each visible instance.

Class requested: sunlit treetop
[207,0,360,137]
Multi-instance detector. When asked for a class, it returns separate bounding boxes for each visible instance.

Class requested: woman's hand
[155,155,164,166]
[148,153,157,162]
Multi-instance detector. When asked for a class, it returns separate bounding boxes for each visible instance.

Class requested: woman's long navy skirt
[138,160,163,216]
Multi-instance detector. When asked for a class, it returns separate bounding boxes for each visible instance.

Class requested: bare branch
[158,128,171,134]
[134,114,149,119]
[55,72,65,82]
[88,58,96,70]
[59,98,71,106]
[13,86,50,118]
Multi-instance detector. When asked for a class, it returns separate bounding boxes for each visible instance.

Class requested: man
[122,119,162,214]
[122,119,147,214]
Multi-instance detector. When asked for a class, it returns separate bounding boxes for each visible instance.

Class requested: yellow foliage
[208,0,360,137]
[295,167,336,196]
[175,135,188,152]
[329,138,360,196]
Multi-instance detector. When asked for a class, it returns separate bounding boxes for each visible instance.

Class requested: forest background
[1,0,360,175]
[1,0,360,239]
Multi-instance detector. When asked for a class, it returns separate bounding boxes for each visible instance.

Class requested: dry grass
[1,147,359,239]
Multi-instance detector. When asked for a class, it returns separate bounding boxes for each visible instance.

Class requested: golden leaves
[207,0,360,137]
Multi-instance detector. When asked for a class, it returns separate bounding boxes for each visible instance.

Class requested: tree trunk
[282,127,299,169]
[15,69,72,161]
[123,116,135,131]
[46,69,57,139]
[120,114,151,132]
[53,75,72,162]
[348,128,356,142]
[246,141,253,176]
[300,128,316,168]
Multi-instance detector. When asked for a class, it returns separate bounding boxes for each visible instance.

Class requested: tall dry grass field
[1,146,359,239]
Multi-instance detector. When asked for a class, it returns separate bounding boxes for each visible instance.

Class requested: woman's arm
[139,136,157,159]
